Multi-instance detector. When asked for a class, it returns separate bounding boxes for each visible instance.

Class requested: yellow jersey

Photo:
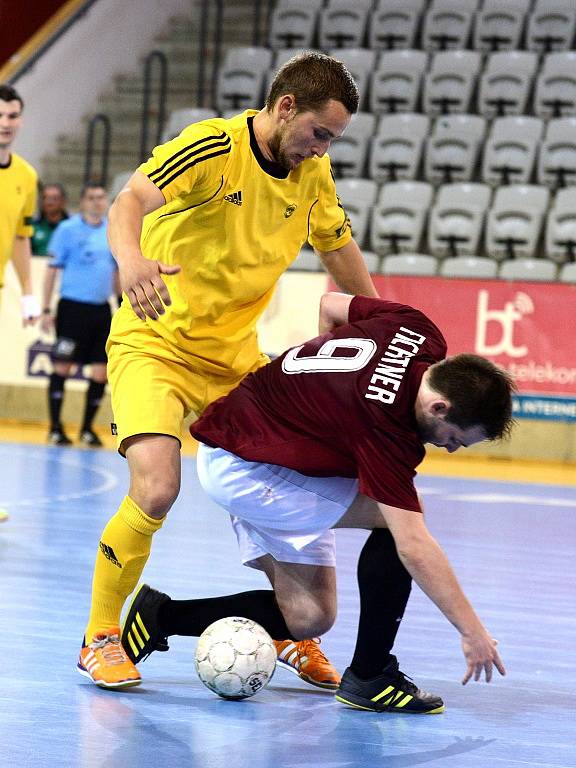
[0,152,37,286]
[109,110,352,379]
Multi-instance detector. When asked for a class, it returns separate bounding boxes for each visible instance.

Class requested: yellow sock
[85,496,164,640]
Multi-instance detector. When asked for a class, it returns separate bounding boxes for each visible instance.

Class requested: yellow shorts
[107,337,267,454]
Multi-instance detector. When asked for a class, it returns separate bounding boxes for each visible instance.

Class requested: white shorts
[196,444,358,570]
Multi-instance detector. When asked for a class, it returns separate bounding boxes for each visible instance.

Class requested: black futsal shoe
[79,429,103,447]
[335,656,445,714]
[122,584,171,664]
[48,427,72,446]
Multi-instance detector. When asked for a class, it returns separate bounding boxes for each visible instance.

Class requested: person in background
[0,83,41,523]
[0,84,41,325]
[41,183,119,447]
[31,183,69,256]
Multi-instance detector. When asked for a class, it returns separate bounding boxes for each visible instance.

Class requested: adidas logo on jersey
[224,190,243,206]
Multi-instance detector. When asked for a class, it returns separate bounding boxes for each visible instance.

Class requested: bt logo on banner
[474,289,533,358]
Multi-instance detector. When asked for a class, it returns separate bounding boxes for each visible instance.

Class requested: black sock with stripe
[159,589,295,640]
[350,528,412,679]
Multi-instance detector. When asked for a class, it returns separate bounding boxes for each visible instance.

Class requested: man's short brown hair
[428,354,516,440]
[266,52,359,115]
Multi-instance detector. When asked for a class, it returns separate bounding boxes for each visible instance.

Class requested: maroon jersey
[192,297,447,512]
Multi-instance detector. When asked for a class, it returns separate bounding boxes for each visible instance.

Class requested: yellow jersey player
[78,52,379,689]
[0,84,41,325]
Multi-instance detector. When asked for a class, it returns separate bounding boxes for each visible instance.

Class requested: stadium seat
[329,48,377,110]
[370,181,434,255]
[215,47,273,112]
[276,0,323,8]
[428,183,492,258]
[486,184,550,260]
[482,116,544,186]
[319,0,369,49]
[269,1,318,50]
[369,0,422,51]
[337,178,378,248]
[423,51,481,116]
[558,262,576,282]
[527,0,576,54]
[369,113,430,183]
[478,51,538,119]
[381,253,438,276]
[534,52,576,120]
[545,187,576,263]
[369,50,428,114]
[424,114,487,185]
[473,0,531,53]
[537,118,576,190]
[329,115,372,178]
[161,108,218,142]
[440,255,498,279]
[422,0,478,52]
[499,258,557,282]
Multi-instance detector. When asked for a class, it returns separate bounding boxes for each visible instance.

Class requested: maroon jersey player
[122,292,515,713]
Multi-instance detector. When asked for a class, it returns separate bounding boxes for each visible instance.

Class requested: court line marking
[0,446,119,508]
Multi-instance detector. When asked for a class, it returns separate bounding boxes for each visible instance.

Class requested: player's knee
[129,472,180,518]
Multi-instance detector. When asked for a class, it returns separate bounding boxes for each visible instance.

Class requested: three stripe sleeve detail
[148,131,231,190]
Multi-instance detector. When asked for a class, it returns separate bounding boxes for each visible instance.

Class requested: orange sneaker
[274,638,340,690]
[77,627,141,689]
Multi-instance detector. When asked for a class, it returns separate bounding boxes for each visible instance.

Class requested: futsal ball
[195,616,277,699]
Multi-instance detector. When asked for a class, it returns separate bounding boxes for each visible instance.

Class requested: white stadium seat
[381,253,438,276]
[474,0,531,53]
[537,118,576,189]
[534,52,576,120]
[545,187,576,263]
[440,255,498,279]
[478,51,538,119]
[369,0,422,51]
[215,47,273,112]
[329,48,377,110]
[369,50,428,114]
[527,0,576,54]
[499,258,557,282]
[422,0,478,52]
[269,1,318,50]
[370,181,434,255]
[424,114,487,185]
[486,184,550,260]
[319,0,369,49]
[423,51,481,116]
[428,183,492,258]
[482,116,544,186]
[369,113,430,183]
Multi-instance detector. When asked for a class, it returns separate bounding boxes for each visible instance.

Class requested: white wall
[13,0,197,170]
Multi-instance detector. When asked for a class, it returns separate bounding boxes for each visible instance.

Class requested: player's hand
[21,294,41,327]
[461,630,505,684]
[40,311,54,334]
[120,259,181,321]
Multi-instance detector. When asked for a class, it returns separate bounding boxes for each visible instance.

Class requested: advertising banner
[371,276,576,421]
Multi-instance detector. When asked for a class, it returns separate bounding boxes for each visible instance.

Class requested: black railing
[139,50,168,163]
[84,112,111,187]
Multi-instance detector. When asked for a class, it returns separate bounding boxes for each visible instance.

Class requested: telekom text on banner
[366,276,576,421]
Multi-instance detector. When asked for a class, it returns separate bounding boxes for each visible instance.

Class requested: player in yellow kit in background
[78,52,380,688]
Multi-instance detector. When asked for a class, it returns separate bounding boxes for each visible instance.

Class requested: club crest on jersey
[284,204,297,218]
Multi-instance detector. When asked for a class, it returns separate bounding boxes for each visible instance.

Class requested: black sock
[159,589,295,640]
[81,380,105,432]
[48,373,66,430]
[350,529,412,679]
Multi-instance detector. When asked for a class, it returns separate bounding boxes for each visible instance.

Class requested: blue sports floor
[1,439,575,768]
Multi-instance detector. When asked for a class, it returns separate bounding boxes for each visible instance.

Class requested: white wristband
[21,294,41,319]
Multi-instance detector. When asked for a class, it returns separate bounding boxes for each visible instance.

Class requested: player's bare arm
[378,501,506,685]
[12,236,40,326]
[318,291,354,334]
[108,170,181,321]
[316,238,379,299]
